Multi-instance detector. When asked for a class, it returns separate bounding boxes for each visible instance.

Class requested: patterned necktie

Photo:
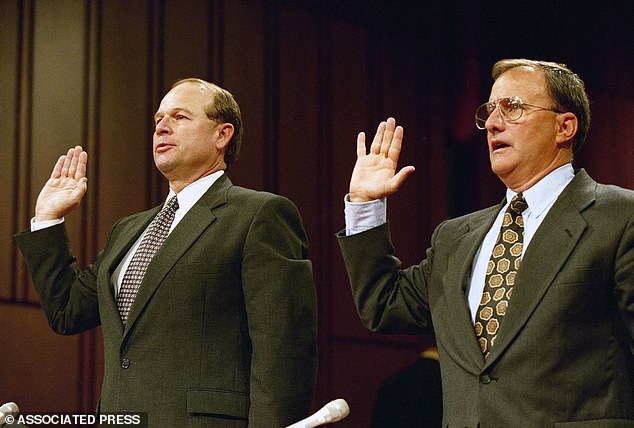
[117,196,179,325]
[474,193,528,358]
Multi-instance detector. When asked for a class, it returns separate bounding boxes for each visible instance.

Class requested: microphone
[286,399,350,428]
[0,402,19,424]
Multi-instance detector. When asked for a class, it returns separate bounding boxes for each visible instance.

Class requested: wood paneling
[0,303,81,412]
[0,0,20,301]
[98,0,153,234]
[30,0,88,303]
[222,0,267,190]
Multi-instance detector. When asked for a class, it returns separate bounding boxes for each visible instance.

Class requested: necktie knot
[165,195,179,214]
[509,193,528,215]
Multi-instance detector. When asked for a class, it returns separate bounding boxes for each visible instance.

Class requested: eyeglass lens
[475,97,523,129]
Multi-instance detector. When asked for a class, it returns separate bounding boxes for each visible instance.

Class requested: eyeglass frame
[475,96,563,130]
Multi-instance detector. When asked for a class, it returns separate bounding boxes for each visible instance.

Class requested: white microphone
[286,398,350,428]
[0,402,19,424]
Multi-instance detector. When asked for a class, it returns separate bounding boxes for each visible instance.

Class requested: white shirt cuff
[31,217,64,232]
[344,194,386,236]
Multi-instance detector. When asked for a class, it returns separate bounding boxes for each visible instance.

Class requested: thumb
[389,166,415,192]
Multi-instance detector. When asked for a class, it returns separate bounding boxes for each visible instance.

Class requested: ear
[555,112,577,148]
[214,123,235,152]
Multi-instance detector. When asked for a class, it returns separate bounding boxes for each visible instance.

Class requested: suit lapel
[484,170,596,367]
[440,204,503,370]
[98,209,160,336]
[122,175,231,336]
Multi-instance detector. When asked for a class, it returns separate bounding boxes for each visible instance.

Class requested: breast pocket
[551,266,602,287]
[549,267,609,319]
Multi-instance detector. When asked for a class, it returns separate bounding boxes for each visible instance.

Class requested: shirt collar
[166,170,224,212]
[505,163,574,219]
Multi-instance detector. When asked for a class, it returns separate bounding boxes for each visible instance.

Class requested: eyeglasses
[475,96,562,130]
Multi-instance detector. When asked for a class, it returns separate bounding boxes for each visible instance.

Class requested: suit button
[121,358,131,369]
[480,373,492,384]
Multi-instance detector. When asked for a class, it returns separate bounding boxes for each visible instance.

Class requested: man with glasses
[338,59,634,426]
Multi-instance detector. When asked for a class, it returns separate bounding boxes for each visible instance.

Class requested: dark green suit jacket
[338,170,634,427]
[16,174,317,427]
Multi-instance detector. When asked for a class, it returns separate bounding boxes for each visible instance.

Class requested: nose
[485,105,505,133]
[155,116,172,135]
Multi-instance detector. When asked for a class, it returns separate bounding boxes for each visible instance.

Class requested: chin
[154,158,173,175]
[490,154,518,174]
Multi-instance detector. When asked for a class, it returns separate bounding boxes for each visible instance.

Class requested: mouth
[491,140,510,152]
[155,142,175,153]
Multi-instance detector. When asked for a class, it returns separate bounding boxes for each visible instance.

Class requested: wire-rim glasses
[475,96,562,130]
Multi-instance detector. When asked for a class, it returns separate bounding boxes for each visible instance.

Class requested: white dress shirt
[344,163,575,323]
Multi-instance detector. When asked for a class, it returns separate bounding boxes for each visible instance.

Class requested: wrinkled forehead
[489,66,549,103]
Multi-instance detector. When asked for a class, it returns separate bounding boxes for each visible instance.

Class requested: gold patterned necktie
[474,193,528,358]
[117,196,179,325]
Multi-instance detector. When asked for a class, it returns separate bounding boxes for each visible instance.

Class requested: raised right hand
[34,146,88,221]
[349,117,415,202]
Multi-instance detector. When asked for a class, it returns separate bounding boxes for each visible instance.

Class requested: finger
[60,147,75,178]
[68,146,86,180]
[68,148,80,179]
[370,121,386,154]
[356,132,367,157]
[380,117,396,156]
[387,125,404,164]
[75,150,88,180]
[50,155,66,179]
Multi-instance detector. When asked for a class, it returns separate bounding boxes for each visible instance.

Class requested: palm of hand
[38,176,84,209]
[35,147,88,220]
[350,152,398,201]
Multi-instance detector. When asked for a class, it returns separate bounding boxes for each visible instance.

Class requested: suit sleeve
[14,223,101,335]
[613,208,634,357]
[240,195,317,427]
[337,221,439,334]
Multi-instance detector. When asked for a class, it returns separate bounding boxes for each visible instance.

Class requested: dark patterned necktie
[474,193,528,358]
[117,196,179,325]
